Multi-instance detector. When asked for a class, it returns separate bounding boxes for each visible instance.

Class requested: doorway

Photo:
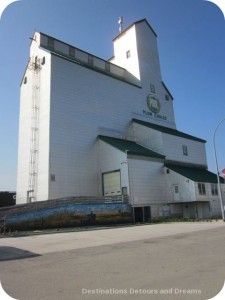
[134,206,151,222]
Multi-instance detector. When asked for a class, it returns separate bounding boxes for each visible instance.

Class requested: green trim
[99,135,165,159]
[133,119,206,143]
[165,164,224,184]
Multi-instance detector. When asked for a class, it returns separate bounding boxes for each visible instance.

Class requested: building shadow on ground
[0,246,41,261]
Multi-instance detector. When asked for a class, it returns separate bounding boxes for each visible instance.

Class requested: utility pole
[213,118,225,221]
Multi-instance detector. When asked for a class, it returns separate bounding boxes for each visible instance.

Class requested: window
[122,187,128,195]
[150,84,155,93]
[182,145,188,156]
[47,37,54,49]
[126,50,131,58]
[165,94,170,101]
[69,46,75,57]
[88,54,93,65]
[50,174,55,182]
[173,185,180,201]
[24,77,27,84]
[105,62,110,72]
[174,185,179,193]
[34,56,38,69]
[211,183,218,196]
[198,183,206,195]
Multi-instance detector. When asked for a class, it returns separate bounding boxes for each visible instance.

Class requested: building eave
[99,135,165,159]
[133,119,206,143]
[51,52,141,88]
[165,164,224,184]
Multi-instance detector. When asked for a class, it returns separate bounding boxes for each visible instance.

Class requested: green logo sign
[147,95,161,114]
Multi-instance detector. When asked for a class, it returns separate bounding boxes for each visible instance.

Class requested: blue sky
[0,0,225,191]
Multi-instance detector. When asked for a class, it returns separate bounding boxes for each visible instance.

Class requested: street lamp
[213,118,225,221]
[125,150,135,223]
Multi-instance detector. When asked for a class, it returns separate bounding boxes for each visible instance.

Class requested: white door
[103,171,121,196]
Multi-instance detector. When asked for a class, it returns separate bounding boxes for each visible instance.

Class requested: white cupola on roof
[110,19,162,87]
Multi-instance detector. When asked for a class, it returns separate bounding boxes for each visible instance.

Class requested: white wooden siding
[17,22,207,203]
[128,158,166,205]
[48,48,175,200]
[17,47,51,203]
[165,169,196,203]
[133,123,164,154]
[36,51,51,201]
[17,69,33,204]
[113,22,176,126]
[98,140,129,196]
[163,134,207,166]
[133,123,207,167]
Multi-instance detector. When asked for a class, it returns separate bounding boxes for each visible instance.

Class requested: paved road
[0,222,225,300]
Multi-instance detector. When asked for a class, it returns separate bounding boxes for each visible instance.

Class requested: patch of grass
[146,217,220,224]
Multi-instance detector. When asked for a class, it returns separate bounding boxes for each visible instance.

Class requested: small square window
[150,84,155,93]
[105,62,110,72]
[47,37,54,49]
[50,174,55,182]
[126,50,131,58]
[41,57,45,65]
[198,183,206,195]
[88,54,93,65]
[182,145,188,156]
[122,187,128,195]
[165,95,170,101]
[174,185,179,193]
[211,183,218,196]
[69,46,75,57]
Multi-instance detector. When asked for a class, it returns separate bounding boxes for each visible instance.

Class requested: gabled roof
[165,164,224,183]
[99,135,165,159]
[113,18,157,42]
[133,119,206,143]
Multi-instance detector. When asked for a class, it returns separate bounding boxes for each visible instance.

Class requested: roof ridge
[98,135,165,159]
[112,18,157,42]
[133,119,206,143]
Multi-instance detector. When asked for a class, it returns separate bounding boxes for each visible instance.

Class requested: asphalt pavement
[0,222,225,300]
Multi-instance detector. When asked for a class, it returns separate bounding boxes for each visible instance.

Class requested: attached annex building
[17,19,225,220]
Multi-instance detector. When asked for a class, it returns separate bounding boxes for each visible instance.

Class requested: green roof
[165,164,224,183]
[133,119,206,143]
[99,135,165,159]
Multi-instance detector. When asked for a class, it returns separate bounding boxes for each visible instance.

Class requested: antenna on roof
[29,34,37,42]
[118,16,124,33]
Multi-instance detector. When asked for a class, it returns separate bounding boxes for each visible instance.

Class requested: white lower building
[17,19,225,219]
